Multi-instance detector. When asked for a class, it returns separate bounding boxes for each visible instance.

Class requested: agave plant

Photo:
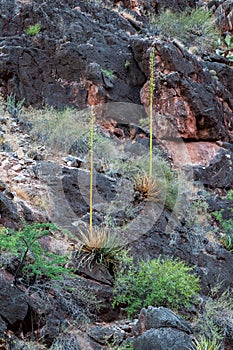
[134,172,160,202]
[76,227,126,270]
[190,336,221,350]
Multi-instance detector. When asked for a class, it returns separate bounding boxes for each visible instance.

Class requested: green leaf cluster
[212,190,233,252]
[25,23,41,36]
[216,35,233,62]
[113,257,200,317]
[0,223,72,284]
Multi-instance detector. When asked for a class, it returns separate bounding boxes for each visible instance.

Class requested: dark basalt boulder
[193,148,233,189]
[133,307,194,350]
[134,307,193,336]
[0,192,20,227]
[0,279,28,326]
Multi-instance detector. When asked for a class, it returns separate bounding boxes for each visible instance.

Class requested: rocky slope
[0,0,233,349]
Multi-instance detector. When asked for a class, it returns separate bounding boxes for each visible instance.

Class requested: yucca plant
[76,227,126,270]
[190,337,221,350]
[133,47,159,203]
[134,172,160,202]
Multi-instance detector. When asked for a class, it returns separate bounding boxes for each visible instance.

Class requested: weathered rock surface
[119,0,196,13]
[0,191,20,226]
[0,279,28,325]
[132,37,233,143]
[207,0,233,33]
[193,148,233,189]
[134,328,193,350]
[134,307,193,336]
[0,0,145,108]
[130,208,233,294]
[133,307,193,350]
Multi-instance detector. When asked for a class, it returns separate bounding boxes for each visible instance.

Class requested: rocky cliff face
[0,0,233,349]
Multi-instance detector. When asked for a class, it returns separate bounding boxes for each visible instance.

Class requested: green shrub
[0,223,73,286]
[212,190,233,252]
[152,8,219,53]
[113,256,200,317]
[215,34,233,62]
[5,93,24,118]
[26,23,41,36]
[197,285,233,342]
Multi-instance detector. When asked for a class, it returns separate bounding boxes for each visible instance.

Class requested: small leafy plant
[212,190,233,252]
[101,68,116,80]
[4,93,24,118]
[0,223,72,286]
[215,34,233,62]
[113,256,200,317]
[26,23,41,36]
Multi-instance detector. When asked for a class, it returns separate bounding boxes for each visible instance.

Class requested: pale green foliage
[28,106,114,158]
[197,286,233,342]
[153,8,219,52]
[113,257,200,317]
[212,190,233,252]
[107,343,133,350]
[5,93,24,118]
[101,68,116,79]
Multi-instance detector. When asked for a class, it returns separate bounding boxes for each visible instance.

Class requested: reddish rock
[160,141,222,166]
[132,37,233,142]
[208,0,233,34]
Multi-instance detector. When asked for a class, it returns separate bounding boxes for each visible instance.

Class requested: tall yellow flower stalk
[89,108,95,234]
[149,46,155,179]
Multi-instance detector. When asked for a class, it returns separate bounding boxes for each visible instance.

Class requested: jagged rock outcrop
[118,0,196,13]
[131,37,233,143]
[0,279,29,327]
[207,0,233,33]
[193,147,233,189]
[0,0,145,108]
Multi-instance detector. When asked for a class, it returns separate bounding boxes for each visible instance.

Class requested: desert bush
[27,106,114,159]
[151,8,219,53]
[4,92,24,118]
[197,286,233,343]
[113,256,200,317]
[212,190,233,252]
[0,223,73,286]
